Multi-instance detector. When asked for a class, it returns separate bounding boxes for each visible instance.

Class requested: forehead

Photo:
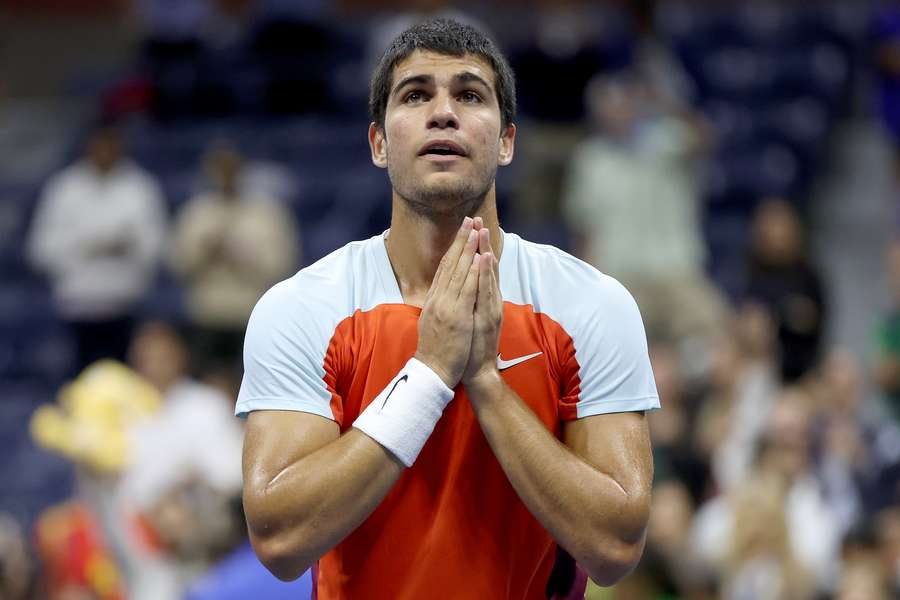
[390,50,496,91]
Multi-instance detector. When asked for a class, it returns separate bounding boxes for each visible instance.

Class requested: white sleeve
[235,278,341,420]
[561,275,660,418]
[27,176,80,277]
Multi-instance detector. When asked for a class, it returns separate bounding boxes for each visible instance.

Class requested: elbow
[584,534,647,587]
[582,499,650,587]
[251,532,315,582]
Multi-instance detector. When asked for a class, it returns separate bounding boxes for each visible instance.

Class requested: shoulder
[120,161,161,190]
[505,233,637,319]
[42,163,88,195]
[248,235,386,334]
[507,233,658,413]
[238,236,388,418]
[178,193,224,218]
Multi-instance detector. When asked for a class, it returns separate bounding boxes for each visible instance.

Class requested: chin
[401,182,487,219]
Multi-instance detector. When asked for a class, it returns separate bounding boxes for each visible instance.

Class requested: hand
[462,218,503,386]
[86,233,133,258]
[204,231,229,261]
[414,217,481,388]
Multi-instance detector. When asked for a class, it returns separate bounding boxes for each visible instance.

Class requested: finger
[473,216,484,231]
[477,228,500,282]
[490,252,502,306]
[476,251,492,311]
[460,252,480,305]
[492,246,500,288]
[477,227,490,255]
[433,216,474,291]
[448,227,479,294]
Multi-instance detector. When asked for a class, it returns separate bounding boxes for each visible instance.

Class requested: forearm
[467,373,649,586]
[245,428,403,580]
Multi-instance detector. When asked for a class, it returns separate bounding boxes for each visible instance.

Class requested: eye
[403,90,428,104]
[459,90,482,103]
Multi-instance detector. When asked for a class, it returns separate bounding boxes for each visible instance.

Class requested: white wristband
[352,357,454,467]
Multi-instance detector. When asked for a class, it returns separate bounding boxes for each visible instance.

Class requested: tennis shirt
[236,230,660,599]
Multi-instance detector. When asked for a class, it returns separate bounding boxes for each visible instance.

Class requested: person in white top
[27,123,167,372]
[170,140,298,389]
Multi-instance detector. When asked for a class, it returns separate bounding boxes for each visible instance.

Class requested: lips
[418,140,467,157]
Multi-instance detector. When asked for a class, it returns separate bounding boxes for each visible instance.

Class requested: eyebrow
[454,71,492,92]
[391,71,494,97]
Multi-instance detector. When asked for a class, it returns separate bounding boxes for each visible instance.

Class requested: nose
[427,91,459,130]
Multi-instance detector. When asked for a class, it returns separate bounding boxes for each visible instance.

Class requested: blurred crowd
[2,1,900,599]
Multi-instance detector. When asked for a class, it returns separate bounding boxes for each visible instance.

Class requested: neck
[385,187,502,307]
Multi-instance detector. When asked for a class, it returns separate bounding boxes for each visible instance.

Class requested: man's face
[87,129,124,174]
[369,50,515,219]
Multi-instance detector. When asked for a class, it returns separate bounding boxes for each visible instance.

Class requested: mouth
[418,140,467,160]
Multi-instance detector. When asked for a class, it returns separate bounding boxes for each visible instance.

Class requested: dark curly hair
[368,18,517,131]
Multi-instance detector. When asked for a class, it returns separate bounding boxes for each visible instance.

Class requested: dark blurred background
[1,1,900,599]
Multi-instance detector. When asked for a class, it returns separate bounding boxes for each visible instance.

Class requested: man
[562,73,724,365]
[239,18,659,599]
[171,139,299,392]
[27,123,167,372]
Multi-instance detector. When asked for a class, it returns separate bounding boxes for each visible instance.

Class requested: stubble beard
[388,157,496,222]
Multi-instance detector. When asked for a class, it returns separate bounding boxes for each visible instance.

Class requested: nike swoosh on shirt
[496,352,543,371]
[380,374,408,410]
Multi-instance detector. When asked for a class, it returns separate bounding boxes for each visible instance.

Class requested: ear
[498,123,516,166]
[368,122,388,169]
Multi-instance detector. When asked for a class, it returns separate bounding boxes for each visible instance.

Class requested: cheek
[385,115,416,156]
[471,115,501,156]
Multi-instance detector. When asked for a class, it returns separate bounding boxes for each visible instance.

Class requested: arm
[466,376,653,586]
[242,410,403,581]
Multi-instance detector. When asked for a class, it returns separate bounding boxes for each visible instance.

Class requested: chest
[334,303,564,434]
[61,177,145,228]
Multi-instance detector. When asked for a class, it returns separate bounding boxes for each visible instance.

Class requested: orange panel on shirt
[315,300,581,600]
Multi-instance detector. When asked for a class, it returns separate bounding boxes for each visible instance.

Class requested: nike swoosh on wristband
[380,374,408,410]
[496,352,543,371]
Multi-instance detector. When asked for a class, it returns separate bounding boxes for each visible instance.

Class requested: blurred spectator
[720,470,815,600]
[695,306,779,493]
[30,358,159,600]
[562,72,726,365]
[121,321,243,511]
[814,349,900,526]
[34,502,127,600]
[692,390,842,594]
[29,321,245,600]
[170,140,298,389]
[26,123,167,373]
[743,197,827,383]
[117,320,245,600]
